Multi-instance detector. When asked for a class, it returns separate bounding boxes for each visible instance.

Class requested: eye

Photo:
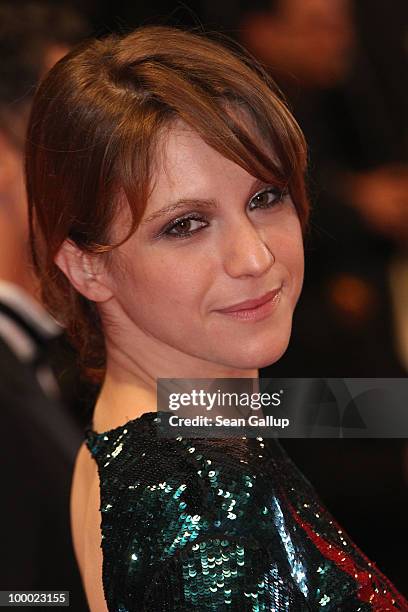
[163,213,208,239]
[248,186,288,211]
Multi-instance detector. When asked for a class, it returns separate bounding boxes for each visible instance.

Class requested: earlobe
[54,239,113,303]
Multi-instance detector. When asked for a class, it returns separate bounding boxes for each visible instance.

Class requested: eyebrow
[141,198,218,224]
[141,178,267,225]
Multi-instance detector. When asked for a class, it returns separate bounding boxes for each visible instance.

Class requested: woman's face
[106,119,304,371]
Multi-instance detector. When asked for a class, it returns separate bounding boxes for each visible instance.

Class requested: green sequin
[85,411,407,611]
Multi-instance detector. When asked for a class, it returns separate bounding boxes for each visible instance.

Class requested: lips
[216,288,282,313]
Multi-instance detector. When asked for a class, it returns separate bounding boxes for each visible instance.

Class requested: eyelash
[160,186,289,240]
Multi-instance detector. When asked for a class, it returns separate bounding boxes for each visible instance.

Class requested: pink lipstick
[216,287,282,321]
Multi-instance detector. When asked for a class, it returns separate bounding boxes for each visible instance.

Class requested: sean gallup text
[167,415,290,429]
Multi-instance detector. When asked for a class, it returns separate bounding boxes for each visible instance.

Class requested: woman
[26,26,407,611]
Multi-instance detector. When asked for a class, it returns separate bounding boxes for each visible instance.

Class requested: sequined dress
[85,411,408,611]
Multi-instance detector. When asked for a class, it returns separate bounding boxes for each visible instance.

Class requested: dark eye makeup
[158,186,289,240]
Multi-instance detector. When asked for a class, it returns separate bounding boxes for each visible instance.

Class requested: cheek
[117,251,209,316]
[287,228,305,294]
[286,234,304,282]
[268,213,304,280]
[272,225,304,309]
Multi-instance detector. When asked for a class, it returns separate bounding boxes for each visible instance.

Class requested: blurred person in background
[203,0,408,594]
[0,2,89,606]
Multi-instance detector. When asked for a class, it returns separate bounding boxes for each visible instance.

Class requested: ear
[54,239,113,303]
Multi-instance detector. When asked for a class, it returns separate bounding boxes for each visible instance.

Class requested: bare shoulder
[71,443,109,612]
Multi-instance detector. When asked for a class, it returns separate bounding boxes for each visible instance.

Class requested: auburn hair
[25,25,309,384]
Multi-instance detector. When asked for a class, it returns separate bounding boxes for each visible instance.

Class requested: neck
[92,333,258,433]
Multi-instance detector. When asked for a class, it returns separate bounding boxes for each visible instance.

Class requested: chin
[252,337,291,369]
[218,329,292,371]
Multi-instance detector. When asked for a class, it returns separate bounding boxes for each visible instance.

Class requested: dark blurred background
[0,0,407,602]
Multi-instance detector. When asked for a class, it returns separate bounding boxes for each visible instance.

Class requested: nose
[222,219,275,279]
